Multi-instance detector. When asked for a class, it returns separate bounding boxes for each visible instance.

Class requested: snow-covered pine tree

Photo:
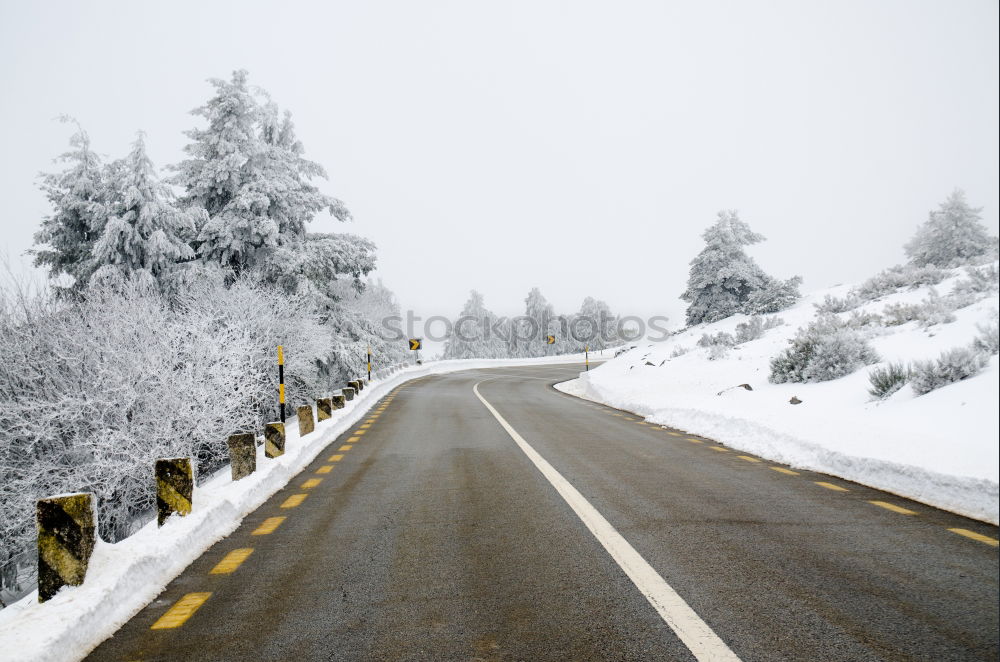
[444,290,507,359]
[31,118,105,292]
[522,287,557,357]
[90,134,197,290]
[172,71,350,274]
[681,210,792,325]
[573,296,620,350]
[904,190,998,267]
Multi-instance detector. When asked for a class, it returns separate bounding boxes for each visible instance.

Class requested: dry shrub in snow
[867,363,911,399]
[0,274,325,575]
[851,264,946,301]
[910,347,990,395]
[882,290,956,328]
[769,314,880,383]
[814,294,861,314]
[972,320,999,355]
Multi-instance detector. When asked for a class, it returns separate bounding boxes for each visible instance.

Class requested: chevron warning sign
[546,335,556,344]
[156,458,193,527]
[409,338,422,351]
[36,492,96,602]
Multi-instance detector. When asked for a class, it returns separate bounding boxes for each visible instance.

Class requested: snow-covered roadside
[555,273,999,526]
[0,352,594,662]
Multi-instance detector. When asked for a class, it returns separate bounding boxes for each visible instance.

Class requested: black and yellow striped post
[367,345,372,383]
[265,422,285,458]
[585,344,590,371]
[317,397,332,421]
[156,458,193,527]
[277,345,286,422]
[297,405,315,436]
[331,394,345,409]
[36,492,96,602]
[227,433,256,481]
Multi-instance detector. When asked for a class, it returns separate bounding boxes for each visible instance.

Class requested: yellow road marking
[613,413,623,417]
[948,528,999,546]
[687,438,703,444]
[667,431,682,437]
[328,454,344,462]
[738,456,761,463]
[301,478,323,489]
[209,548,254,575]
[315,465,333,474]
[635,421,648,426]
[709,446,728,452]
[280,494,308,508]
[354,429,367,436]
[869,500,916,515]
[816,481,849,492]
[348,436,360,442]
[339,444,353,451]
[252,517,286,535]
[770,467,799,476]
[150,592,212,629]
[359,423,371,428]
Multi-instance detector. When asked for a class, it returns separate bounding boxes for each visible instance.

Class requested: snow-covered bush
[973,321,999,355]
[0,273,326,581]
[844,309,883,329]
[742,276,802,315]
[769,314,880,383]
[951,264,999,298]
[814,294,861,314]
[910,347,990,395]
[852,264,946,301]
[763,315,784,330]
[734,316,765,343]
[669,345,690,358]
[882,290,956,328]
[867,363,910,399]
[904,190,998,268]
[697,331,735,360]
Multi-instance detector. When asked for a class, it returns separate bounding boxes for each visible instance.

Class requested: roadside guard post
[227,433,256,480]
[367,345,372,383]
[36,492,96,602]
[297,405,315,436]
[265,422,285,458]
[277,345,286,422]
[156,457,193,526]
[586,344,589,371]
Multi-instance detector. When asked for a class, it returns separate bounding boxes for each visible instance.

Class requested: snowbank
[0,352,594,662]
[556,267,999,525]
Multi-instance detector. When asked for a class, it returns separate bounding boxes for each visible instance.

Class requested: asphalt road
[87,363,999,662]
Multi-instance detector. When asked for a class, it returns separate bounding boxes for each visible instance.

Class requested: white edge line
[473,380,742,662]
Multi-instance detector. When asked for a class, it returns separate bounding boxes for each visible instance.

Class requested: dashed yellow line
[738,456,761,463]
[301,478,323,489]
[359,423,371,429]
[635,421,648,426]
[315,465,333,474]
[328,454,344,462]
[709,446,728,452]
[687,438,703,444]
[770,467,799,476]
[354,430,367,436]
[150,592,212,629]
[209,548,254,575]
[666,431,682,437]
[339,444,353,451]
[869,500,916,515]
[348,436,361,442]
[948,528,999,546]
[252,516,285,535]
[280,494,308,509]
[816,481,849,492]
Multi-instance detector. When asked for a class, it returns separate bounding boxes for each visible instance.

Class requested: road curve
[86,363,999,662]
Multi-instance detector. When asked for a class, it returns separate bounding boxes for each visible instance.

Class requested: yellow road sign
[409,338,422,351]
[546,335,556,344]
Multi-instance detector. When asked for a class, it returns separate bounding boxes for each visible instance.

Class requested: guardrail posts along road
[227,433,256,481]
[36,493,96,602]
[156,458,193,527]
[331,393,345,409]
[343,386,356,401]
[264,422,285,458]
[297,405,315,436]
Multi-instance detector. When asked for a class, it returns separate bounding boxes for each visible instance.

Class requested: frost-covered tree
[172,70,349,274]
[681,210,799,325]
[90,134,197,289]
[520,287,557,357]
[569,296,621,351]
[904,190,998,267]
[444,290,508,359]
[31,118,105,291]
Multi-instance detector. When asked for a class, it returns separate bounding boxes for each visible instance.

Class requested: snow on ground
[0,352,595,662]
[557,266,999,525]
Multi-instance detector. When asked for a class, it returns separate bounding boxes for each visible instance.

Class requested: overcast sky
[1,0,997,326]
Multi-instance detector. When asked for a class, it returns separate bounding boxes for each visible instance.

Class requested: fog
[1,0,997,325]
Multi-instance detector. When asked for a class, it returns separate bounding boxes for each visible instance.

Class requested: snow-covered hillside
[558,263,999,524]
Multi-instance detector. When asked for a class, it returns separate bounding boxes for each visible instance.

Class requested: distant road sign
[546,335,556,344]
[409,338,422,351]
